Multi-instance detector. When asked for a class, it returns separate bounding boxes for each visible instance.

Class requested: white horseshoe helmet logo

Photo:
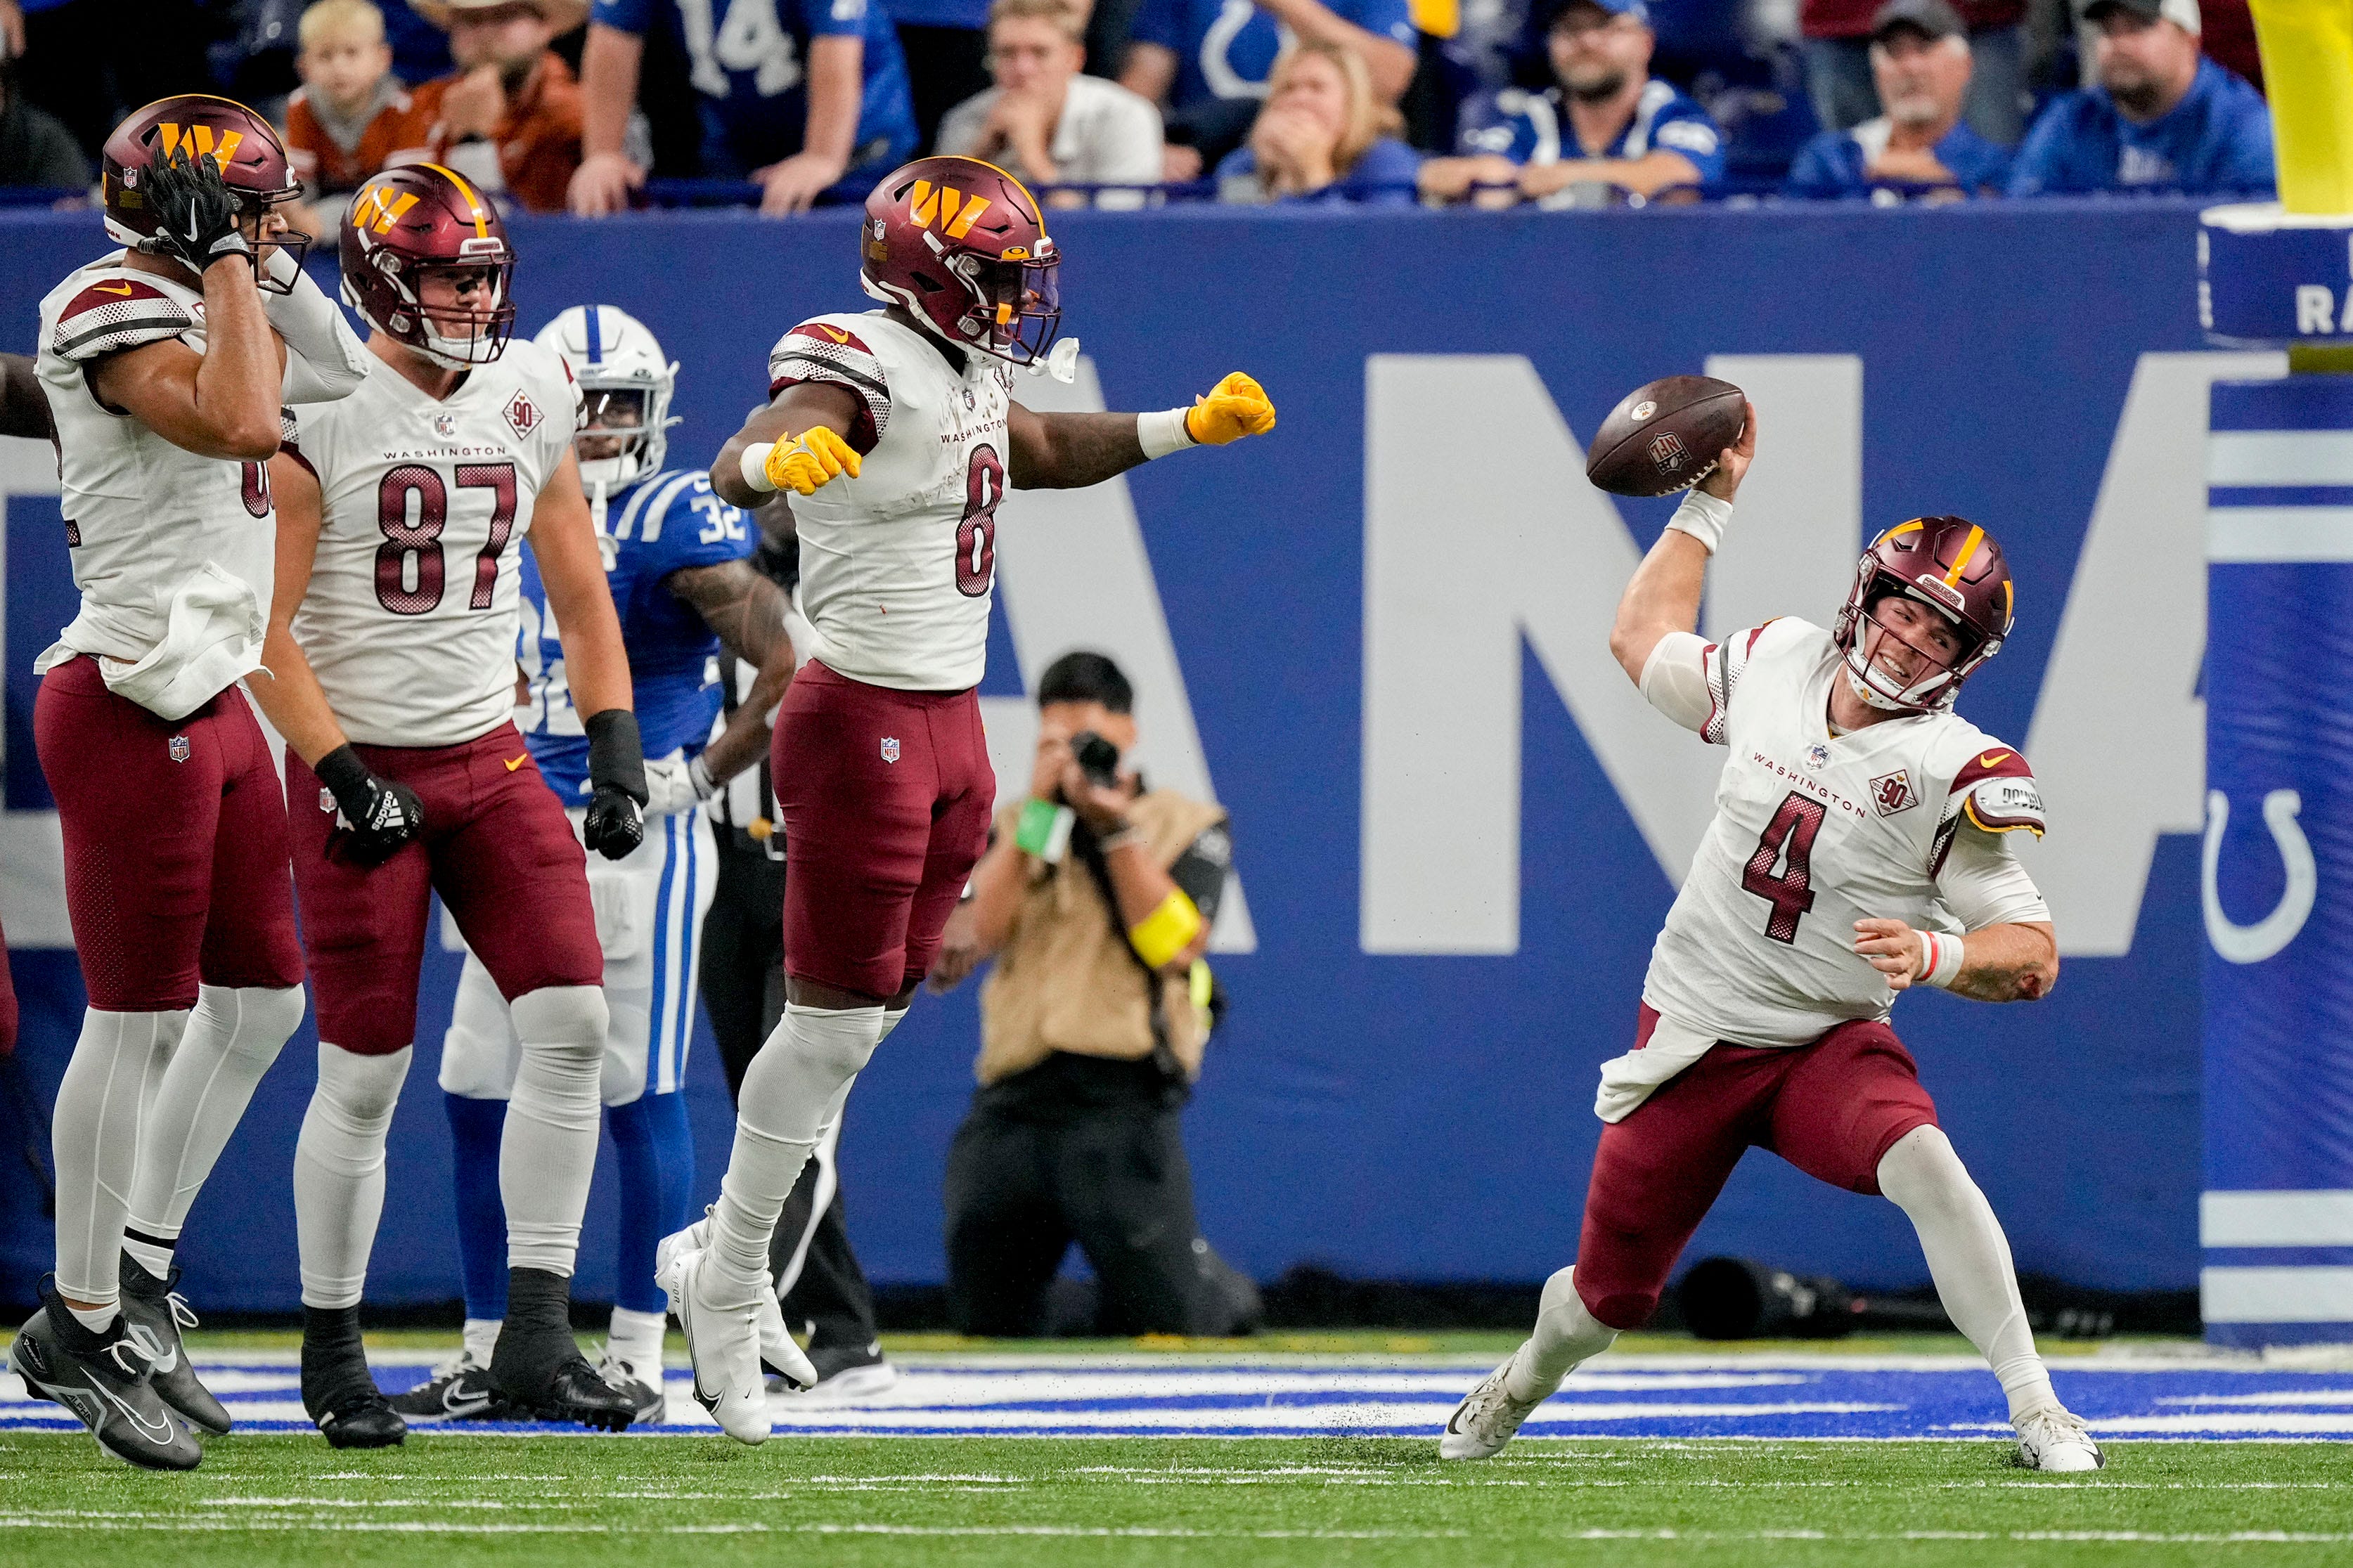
[2202,788,2316,965]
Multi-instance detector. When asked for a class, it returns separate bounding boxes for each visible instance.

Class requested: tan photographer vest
[976,790,1228,1087]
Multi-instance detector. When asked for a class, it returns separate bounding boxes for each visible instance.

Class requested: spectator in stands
[2008,0,2270,196]
[408,0,584,212]
[1216,39,1417,203]
[570,0,917,216]
[939,0,1163,205]
[1417,0,1721,207]
[929,651,1260,1341]
[0,57,86,190]
[1803,0,2027,148]
[1784,0,2010,199]
[1122,0,1416,181]
[284,0,424,198]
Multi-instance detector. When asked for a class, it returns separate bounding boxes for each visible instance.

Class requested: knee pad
[1876,1125,1978,1217]
[200,982,307,1065]
[778,1002,886,1084]
[510,985,609,1067]
[310,1042,412,1135]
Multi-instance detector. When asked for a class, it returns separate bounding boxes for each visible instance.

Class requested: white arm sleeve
[264,264,370,405]
[1637,630,1713,734]
[1935,827,2053,931]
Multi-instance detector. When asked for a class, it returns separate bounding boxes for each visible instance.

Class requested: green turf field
[4,1432,2348,1566]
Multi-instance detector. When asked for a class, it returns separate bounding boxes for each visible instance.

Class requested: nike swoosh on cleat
[94,1381,176,1441]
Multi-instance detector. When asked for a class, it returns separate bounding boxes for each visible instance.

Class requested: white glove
[641,755,716,817]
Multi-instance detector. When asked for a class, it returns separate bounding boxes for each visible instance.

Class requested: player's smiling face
[1861,594,1962,685]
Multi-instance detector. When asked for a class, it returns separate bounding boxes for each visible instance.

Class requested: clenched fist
[1184,372,1277,446]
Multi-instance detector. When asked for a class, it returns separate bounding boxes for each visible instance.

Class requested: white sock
[709,1003,889,1291]
[51,1009,188,1305]
[293,1042,412,1309]
[1877,1125,2057,1421]
[501,986,609,1276]
[606,1305,668,1371]
[1507,1266,1618,1402]
[463,1316,503,1366]
[126,983,304,1261]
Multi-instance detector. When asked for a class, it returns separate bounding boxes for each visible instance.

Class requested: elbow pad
[1128,889,1203,969]
[1639,631,1714,734]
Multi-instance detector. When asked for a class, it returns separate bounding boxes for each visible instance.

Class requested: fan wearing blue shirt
[2009,0,2272,197]
[570,0,918,215]
[1121,0,1418,177]
[1419,0,1723,207]
[1785,0,2011,200]
[404,306,799,1427]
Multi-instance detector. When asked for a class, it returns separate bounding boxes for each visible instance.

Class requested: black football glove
[582,708,648,861]
[314,744,424,866]
[144,147,254,276]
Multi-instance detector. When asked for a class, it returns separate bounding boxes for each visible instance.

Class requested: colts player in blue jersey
[397,306,797,1424]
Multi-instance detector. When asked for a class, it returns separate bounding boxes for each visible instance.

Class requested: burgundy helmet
[339,164,517,368]
[102,95,308,285]
[859,156,1061,367]
[1832,517,2014,713]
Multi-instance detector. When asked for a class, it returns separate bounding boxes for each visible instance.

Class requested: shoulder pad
[1945,746,2043,836]
[51,276,196,363]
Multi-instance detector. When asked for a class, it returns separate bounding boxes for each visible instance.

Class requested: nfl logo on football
[879,737,901,764]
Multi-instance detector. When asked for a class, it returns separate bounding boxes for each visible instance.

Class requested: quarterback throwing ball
[664,155,1275,1443]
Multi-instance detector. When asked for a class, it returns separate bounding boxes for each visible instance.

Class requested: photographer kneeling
[929,653,1261,1337]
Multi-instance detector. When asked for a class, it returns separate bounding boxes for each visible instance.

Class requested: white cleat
[655,1212,817,1393]
[1439,1353,1545,1460]
[2014,1405,2105,1472]
[657,1231,770,1446]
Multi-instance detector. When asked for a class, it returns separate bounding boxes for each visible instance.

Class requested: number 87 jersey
[1641,617,2046,1050]
[283,337,581,745]
[767,310,1012,693]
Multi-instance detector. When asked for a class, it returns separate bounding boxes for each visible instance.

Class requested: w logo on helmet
[908,180,991,240]
[352,183,420,235]
[158,122,241,167]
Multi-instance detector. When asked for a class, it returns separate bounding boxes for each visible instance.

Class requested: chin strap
[590,480,616,571]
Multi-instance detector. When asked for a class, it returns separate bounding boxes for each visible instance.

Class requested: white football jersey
[285,339,578,746]
[1642,618,2047,1048]
[766,311,1013,692]
[34,254,278,711]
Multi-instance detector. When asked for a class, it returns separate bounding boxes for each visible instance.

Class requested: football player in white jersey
[250,166,645,1446]
[655,154,1275,1443]
[7,95,369,1472]
[1440,410,2105,1473]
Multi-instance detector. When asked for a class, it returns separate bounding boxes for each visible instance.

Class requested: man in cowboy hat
[408,0,586,211]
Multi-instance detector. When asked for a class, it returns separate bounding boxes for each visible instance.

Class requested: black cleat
[8,1277,200,1470]
[388,1352,510,1421]
[119,1255,231,1436]
[301,1304,405,1449]
[489,1268,635,1431]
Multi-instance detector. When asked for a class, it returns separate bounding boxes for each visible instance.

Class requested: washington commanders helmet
[339,164,517,369]
[859,156,1062,368]
[1832,517,2013,713]
[102,95,307,287]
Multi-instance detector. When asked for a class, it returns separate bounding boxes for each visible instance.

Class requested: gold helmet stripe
[418,162,492,239]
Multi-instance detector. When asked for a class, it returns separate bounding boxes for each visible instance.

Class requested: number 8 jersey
[766,310,1012,692]
[1642,617,2049,1049]
[282,338,580,745]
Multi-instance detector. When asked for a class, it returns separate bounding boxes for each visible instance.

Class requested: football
[1584,375,1747,498]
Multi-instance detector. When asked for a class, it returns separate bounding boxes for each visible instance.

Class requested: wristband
[688,753,717,801]
[740,441,780,493]
[312,743,375,817]
[1137,408,1199,461]
[1917,930,1966,990]
[1128,888,1204,970]
[1014,797,1075,862]
[1665,490,1733,555]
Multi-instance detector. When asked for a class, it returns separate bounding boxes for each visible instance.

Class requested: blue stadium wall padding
[2203,374,2353,1347]
[0,200,2227,1309]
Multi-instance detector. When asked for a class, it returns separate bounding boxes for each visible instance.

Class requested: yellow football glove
[1183,372,1277,446]
[764,425,862,495]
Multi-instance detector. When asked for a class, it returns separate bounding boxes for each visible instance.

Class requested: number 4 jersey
[766,310,1011,692]
[283,339,579,746]
[1642,617,2050,1049]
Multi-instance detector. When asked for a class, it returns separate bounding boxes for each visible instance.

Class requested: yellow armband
[1128,888,1203,969]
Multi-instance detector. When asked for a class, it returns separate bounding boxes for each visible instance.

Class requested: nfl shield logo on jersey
[1870,768,1918,816]
[167,734,191,763]
[432,412,458,438]
[1805,743,1829,770]
[504,389,541,437]
[880,737,901,764]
